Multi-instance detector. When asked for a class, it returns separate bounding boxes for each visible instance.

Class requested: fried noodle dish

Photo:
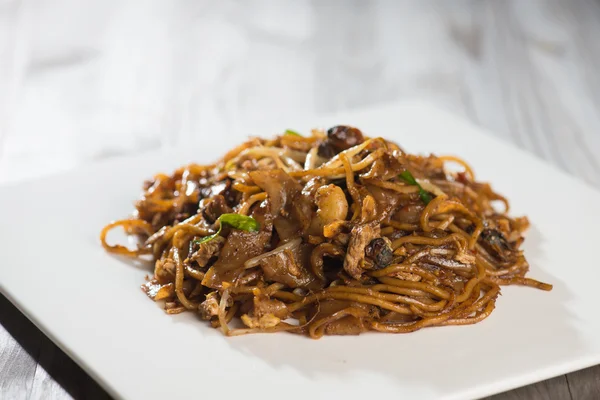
[101,126,552,338]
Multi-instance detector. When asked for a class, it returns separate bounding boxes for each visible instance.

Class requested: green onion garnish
[399,170,433,204]
[284,129,302,137]
[194,213,260,244]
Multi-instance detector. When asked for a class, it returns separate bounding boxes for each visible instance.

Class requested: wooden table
[1,1,600,398]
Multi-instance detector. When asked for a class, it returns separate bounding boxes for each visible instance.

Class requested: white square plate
[2,101,600,400]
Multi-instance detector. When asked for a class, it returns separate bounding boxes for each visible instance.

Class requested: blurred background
[1,0,599,185]
[1,1,600,399]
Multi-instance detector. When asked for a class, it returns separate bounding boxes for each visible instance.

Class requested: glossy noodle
[101,126,551,338]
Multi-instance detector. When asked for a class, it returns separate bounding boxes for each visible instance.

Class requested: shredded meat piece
[201,194,233,224]
[154,259,175,284]
[141,280,174,300]
[241,314,281,329]
[390,271,421,281]
[343,223,381,279]
[199,292,219,320]
[333,232,350,247]
[425,255,472,270]
[455,251,477,265]
[253,295,290,319]
[188,236,225,267]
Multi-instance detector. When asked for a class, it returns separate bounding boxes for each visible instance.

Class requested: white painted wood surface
[1,1,599,399]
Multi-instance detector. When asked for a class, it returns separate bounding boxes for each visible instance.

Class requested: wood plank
[485,375,572,400]
[0,295,40,399]
[566,365,600,400]
[436,0,600,187]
